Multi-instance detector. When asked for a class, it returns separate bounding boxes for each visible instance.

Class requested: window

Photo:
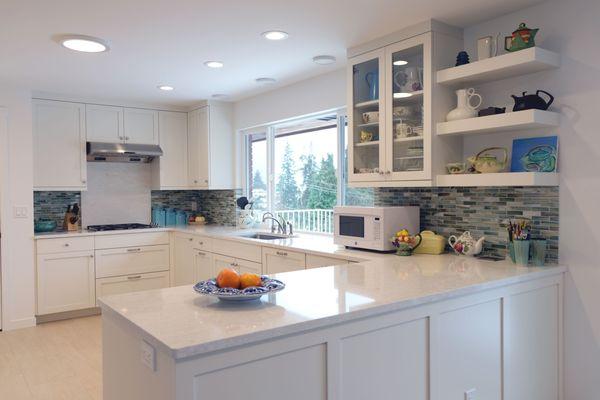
[244,112,373,234]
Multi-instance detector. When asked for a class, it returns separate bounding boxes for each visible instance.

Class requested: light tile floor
[0,316,102,400]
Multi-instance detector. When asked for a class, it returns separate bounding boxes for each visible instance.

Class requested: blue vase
[365,71,379,100]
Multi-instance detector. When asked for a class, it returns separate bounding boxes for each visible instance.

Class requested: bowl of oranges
[193,269,285,301]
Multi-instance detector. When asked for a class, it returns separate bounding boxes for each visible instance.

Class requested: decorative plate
[193,276,285,301]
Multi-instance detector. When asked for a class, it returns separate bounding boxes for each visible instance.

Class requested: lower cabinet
[194,250,215,282]
[263,248,306,274]
[213,254,262,275]
[96,271,170,299]
[37,251,96,315]
[95,244,170,278]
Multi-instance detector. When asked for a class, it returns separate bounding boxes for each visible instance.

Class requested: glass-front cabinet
[347,33,432,184]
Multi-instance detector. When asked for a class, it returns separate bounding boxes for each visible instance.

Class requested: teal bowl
[34,219,57,233]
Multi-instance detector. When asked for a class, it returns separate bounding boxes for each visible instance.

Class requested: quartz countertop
[98,254,565,360]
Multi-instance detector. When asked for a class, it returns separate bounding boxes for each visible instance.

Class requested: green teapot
[467,147,508,174]
[505,22,539,52]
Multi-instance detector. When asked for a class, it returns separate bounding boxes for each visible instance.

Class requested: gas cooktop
[86,223,157,232]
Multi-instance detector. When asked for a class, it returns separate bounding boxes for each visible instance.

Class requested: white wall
[233,68,346,131]
[464,1,600,398]
[0,88,35,330]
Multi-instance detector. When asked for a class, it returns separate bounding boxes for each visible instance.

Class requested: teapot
[467,147,508,173]
[448,231,485,256]
[511,90,554,112]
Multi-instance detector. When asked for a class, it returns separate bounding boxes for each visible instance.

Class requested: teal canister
[176,210,188,226]
[165,208,177,227]
[152,207,166,227]
[530,239,547,266]
[513,240,530,266]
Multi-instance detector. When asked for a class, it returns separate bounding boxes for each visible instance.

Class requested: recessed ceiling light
[59,35,109,53]
[312,55,336,65]
[393,60,408,66]
[255,77,277,84]
[393,92,413,99]
[261,31,289,41]
[204,61,224,68]
[157,85,174,91]
[212,94,228,99]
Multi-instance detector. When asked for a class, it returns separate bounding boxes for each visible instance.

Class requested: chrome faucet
[262,213,286,234]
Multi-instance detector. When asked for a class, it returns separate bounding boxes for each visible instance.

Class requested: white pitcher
[446,88,482,121]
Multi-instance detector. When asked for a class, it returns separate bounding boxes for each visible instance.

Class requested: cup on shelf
[362,111,379,123]
[395,121,414,138]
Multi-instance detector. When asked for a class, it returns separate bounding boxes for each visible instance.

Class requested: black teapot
[511,90,554,111]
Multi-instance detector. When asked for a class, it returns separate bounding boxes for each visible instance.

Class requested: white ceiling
[0,0,544,107]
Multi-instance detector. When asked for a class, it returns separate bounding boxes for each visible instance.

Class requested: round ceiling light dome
[157,85,174,91]
[312,55,336,65]
[59,35,109,53]
[393,60,408,66]
[255,77,277,84]
[204,61,224,68]
[261,31,289,41]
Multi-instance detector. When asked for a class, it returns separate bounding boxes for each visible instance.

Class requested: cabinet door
[385,33,431,181]
[86,104,124,142]
[263,248,305,274]
[124,108,159,144]
[37,251,95,315]
[173,235,196,286]
[33,100,87,190]
[347,49,386,183]
[96,271,169,299]
[213,254,237,272]
[193,250,215,281]
[157,111,188,188]
[235,259,262,275]
[187,107,210,188]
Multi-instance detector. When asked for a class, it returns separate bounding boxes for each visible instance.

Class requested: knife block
[63,212,80,231]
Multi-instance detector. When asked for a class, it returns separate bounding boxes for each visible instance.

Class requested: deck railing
[275,209,334,234]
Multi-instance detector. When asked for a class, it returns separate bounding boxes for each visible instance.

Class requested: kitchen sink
[238,233,295,240]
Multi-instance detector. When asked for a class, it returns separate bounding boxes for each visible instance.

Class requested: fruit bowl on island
[194,269,285,301]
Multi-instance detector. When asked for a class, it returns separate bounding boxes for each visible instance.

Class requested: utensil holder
[513,240,530,266]
[530,239,547,266]
[508,242,516,263]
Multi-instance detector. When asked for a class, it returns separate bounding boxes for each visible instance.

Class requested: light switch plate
[465,388,477,400]
[13,206,28,218]
[140,340,156,371]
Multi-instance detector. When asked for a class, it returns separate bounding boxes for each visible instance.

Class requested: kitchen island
[99,255,564,400]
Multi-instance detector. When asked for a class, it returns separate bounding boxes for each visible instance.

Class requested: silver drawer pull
[198,241,204,245]
[127,275,142,280]
[126,248,142,252]
[276,251,288,257]
[188,238,193,242]
[197,252,206,256]
[230,262,238,267]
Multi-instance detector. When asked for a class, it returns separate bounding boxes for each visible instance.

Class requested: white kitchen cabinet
[153,111,188,189]
[33,99,87,190]
[96,271,169,299]
[86,104,124,143]
[173,234,196,286]
[187,102,234,189]
[124,108,159,144]
[212,238,262,263]
[36,250,95,315]
[194,250,215,281]
[263,248,306,274]
[306,254,350,269]
[95,244,170,278]
[213,254,262,275]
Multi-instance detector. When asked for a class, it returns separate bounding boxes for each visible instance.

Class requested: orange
[239,273,262,289]
[216,268,241,289]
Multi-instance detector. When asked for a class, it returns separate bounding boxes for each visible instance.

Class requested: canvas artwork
[510,136,558,172]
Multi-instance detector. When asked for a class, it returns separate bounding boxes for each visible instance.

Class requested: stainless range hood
[86,142,163,163]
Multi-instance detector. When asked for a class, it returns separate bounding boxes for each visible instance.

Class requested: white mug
[395,122,413,138]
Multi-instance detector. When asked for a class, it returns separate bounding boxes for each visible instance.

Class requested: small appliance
[333,206,419,251]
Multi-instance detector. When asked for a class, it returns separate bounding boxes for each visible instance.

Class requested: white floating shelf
[436,47,560,86]
[436,172,559,187]
[436,110,560,136]
[394,136,423,143]
[354,99,379,109]
[356,121,380,128]
[355,140,380,147]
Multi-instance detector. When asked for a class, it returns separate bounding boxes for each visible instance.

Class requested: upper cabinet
[33,99,87,190]
[152,111,189,189]
[187,103,234,189]
[87,105,158,145]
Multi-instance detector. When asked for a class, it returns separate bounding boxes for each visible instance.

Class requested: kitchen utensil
[530,239,547,266]
[413,230,446,255]
[365,71,379,100]
[446,162,466,174]
[63,203,80,231]
[511,90,554,111]
[505,22,538,52]
[467,147,508,173]
[478,107,506,117]
[360,130,374,143]
[513,240,530,266]
[34,219,57,233]
[193,276,285,302]
[236,196,249,210]
[446,88,482,121]
[362,111,379,123]
[448,231,485,256]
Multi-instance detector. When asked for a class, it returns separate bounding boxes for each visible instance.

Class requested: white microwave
[333,206,420,251]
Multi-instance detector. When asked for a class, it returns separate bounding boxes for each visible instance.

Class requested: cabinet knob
[197,251,206,256]
[81,179,86,184]
[204,179,208,183]
[64,243,69,247]
[188,238,193,242]
[194,180,198,184]
[90,255,94,258]
[198,241,203,245]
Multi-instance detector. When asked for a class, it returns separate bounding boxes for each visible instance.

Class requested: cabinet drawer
[212,239,261,263]
[95,244,169,278]
[263,247,306,274]
[36,236,94,255]
[94,232,169,249]
[174,233,213,252]
[96,271,169,300]
[306,254,349,269]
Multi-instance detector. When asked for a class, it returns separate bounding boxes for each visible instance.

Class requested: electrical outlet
[140,340,156,371]
[13,206,28,218]
[464,388,477,400]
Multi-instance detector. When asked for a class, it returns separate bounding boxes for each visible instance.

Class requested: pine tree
[307,153,337,209]
[300,152,318,208]
[252,170,266,190]
[275,143,300,210]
